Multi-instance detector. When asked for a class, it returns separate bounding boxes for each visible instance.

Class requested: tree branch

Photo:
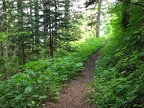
[129,2,144,8]
[85,0,98,8]
[118,0,144,8]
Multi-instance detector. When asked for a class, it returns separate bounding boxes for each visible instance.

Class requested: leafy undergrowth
[0,37,105,108]
[90,32,144,108]
[89,4,144,108]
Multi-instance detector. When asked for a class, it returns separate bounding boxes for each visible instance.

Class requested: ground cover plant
[90,1,144,107]
[0,37,105,108]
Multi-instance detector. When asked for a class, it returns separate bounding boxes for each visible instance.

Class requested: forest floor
[40,49,101,108]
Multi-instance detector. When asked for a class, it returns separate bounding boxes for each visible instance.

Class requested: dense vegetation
[0,37,104,108]
[0,0,83,79]
[0,0,144,108]
[90,0,144,107]
[0,0,106,107]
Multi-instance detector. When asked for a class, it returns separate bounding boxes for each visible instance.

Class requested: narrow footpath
[41,49,101,108]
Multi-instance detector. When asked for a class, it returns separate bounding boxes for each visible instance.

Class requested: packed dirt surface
[40,49,101,108]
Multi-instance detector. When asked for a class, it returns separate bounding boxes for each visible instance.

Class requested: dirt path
[41,49,101,108]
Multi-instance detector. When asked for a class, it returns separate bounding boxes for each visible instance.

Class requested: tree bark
[49,4,53,58]
[2,0,9,79]
[34,0,40,44]
[65,0,70,24]
[17,0,26,65]
[2,41,9,79]
[121,0,131,30]
[96,0,102,37]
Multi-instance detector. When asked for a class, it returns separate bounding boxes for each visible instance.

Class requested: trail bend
[40,49,101,108]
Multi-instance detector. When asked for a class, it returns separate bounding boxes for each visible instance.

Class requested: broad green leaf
[39,95,47,99]
[24,86,32,94]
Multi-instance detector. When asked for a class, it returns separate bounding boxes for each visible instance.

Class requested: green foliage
[0,0,85,79]
[89,1,144,108]
[90,43,144,107]
[55,18,83,51]
[104,23,111,35]
[75,37,104,61]
[0,37,105,108]
[0,32,6,42]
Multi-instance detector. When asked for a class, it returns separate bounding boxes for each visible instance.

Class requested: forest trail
[40,49,101,108]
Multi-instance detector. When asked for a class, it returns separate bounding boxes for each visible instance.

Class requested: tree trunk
[49,4,53,58]
[54,0,58,37]
[49,22,53,58]
[121,0,131,30]
[17,0,26,65]
[64,0,69,24]
[2,0,9,79]
[3,41,9,79]
[34,0,40,44]
[96,0,102,37]
[21,39,25,65]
